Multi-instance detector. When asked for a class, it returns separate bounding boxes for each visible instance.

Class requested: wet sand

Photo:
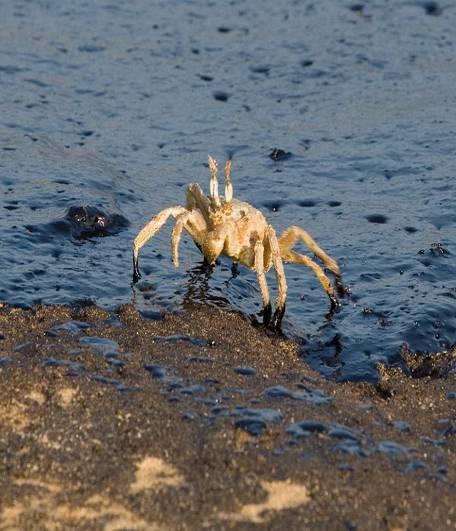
[0,303,454,530]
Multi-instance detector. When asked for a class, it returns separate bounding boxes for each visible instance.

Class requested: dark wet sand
[0,303,454,530]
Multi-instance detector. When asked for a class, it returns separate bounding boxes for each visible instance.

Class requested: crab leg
[283,250,339,309]
[186,183,211,224]
[279,226,341,277]
[208,155,221,207]
[171,210,206,268]
[132,206,187,282]
[266,225,288,330]
[254,239,272,325]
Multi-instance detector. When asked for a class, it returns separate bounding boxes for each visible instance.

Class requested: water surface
[0,0,455,380]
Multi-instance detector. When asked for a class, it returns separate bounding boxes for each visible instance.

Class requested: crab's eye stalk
[208,155,221,208]
[224,159,233,203]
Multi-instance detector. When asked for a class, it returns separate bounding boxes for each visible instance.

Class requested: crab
[132,156,342,330]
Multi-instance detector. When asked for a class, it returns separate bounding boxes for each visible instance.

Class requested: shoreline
[0,302,454,529]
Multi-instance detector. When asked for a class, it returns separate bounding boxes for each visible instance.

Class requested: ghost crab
[133,156,342,330]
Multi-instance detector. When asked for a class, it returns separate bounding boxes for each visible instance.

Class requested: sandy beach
[0,303,454,530]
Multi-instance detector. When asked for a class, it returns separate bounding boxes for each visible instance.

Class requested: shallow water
[0,0,455,380]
